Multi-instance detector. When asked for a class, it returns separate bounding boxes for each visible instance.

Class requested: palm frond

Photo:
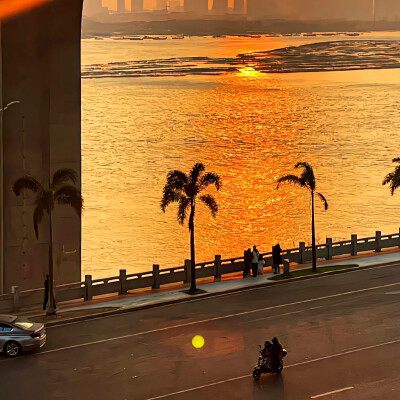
[54,185,83,217]
[276,175,304,189]
[177,196,190,225]
[199,194,218,217]
[189,163,205,186]
[13,176,43,196]
[33,197,49,239]
[385,174,400,195]
[295,162,315,191]
[161,170,189,211]
[316,192,328,211]
[199,172,221,191]
[51,168,78,189]
[165,170,188,189]
[383,160,400,195]
[161,187,183,212]
[382,172,394,186]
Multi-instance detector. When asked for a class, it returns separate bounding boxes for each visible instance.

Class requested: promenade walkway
[21,248,400,325]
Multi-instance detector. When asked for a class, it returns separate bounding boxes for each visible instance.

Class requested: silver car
[0,315,46,357]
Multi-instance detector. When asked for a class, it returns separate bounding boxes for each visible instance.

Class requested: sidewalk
[25,249,400,325]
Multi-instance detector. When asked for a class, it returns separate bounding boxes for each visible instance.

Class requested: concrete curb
[44,261,400,327]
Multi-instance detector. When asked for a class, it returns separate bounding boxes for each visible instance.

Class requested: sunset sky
[102,0,237,10]
[0,0,52,20]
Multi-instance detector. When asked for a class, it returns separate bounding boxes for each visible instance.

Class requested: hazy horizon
[102,0,238,10]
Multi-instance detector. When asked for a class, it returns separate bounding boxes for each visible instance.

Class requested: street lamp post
[0,100,21,295]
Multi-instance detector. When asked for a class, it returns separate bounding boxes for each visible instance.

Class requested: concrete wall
[0,0,83,293]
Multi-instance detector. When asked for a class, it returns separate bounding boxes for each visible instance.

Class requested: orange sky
[102,0,236,11]
[0,0,52,20]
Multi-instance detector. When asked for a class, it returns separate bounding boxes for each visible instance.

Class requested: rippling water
[82,32,400,278]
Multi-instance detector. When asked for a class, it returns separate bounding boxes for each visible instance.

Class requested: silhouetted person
[271,337,283,371]
[244,248,252,278]
[273,244,283,274]
[43,274,49,311]
[252,245,260,277]
[42,274,55,311]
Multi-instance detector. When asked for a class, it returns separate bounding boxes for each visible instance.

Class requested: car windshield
[13,318,34,330]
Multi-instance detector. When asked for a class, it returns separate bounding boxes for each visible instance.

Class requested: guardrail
[1,229,399,313]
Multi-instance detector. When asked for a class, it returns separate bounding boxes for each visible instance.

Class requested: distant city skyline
[102,0,238,11]
[96,0,398,20]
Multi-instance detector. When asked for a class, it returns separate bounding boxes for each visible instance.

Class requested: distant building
[131,0,144,13]
[212,0,229,14]
[83,0,108,17]
[156,0,167,10]
[184,0,209,15]
[247,0,374,21]
[234,0,245,13]
[117,0,127,13]
[169,0,183,12]
[375,0,400,20]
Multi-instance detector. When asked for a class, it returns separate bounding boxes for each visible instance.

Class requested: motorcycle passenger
[261,341,272,358]
[271,337,283,371]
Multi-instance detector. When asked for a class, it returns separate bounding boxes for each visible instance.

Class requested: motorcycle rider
[270,337,283,371]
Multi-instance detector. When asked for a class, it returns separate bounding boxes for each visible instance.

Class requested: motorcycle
[252,345,288,380]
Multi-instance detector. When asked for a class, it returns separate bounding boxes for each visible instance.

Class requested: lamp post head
[0,100,21,113]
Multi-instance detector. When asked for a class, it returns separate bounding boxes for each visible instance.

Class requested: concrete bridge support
[0,0,83,293]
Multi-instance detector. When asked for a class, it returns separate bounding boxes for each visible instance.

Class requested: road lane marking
[244,305,323,323]
[47,263,400,328]
[143,338,400,400]
[7,280,398,358]
[310,386,354,398]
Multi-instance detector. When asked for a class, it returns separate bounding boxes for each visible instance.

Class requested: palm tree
[161,163,220,294]
[277,162,328,272]
[13,169,82,315]
[382,158,400,195]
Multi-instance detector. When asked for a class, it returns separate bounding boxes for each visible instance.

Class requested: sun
[192,335,205,349]
[237,66,264,77]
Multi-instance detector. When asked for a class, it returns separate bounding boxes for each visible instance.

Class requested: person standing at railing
[252,245,260,277]
[258,254,265,275]
[272,244,283,274]
[244,248,252,278]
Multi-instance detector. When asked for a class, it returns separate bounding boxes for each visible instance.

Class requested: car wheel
[4,341,22,357]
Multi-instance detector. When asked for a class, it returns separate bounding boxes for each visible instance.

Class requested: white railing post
[152,264,160,289]
[119,269,127,295]
[214,255,222,281]
[375,231,382,252]
[283,259,290,276]
[184,259,191,284]
[351,234,358,256]
[84,275,93,301]
[299,242,306,264]
[326,238,332,260]
[11,286,19,312]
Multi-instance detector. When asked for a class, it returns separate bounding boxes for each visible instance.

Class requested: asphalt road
[1,263,400,399]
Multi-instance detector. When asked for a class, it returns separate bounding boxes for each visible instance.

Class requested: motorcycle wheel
[253,369,261,380]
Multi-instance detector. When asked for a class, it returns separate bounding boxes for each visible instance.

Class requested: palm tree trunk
[47,210,56,315]
[311,190,317,272]
[189,201,196,293]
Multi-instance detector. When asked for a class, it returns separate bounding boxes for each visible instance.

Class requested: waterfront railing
[0,230,399,313]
